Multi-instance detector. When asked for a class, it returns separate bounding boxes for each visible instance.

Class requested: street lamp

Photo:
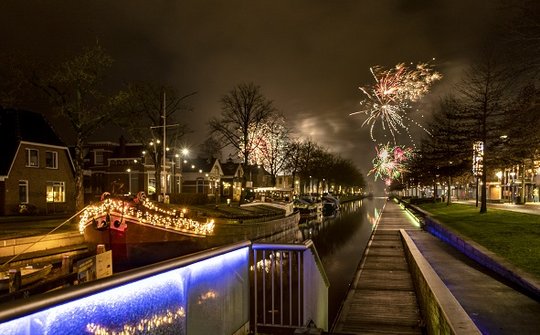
[178,148,189,193]
[126,168,132,195]
[510,171,516,203]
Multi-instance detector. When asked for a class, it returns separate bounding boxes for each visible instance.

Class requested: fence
[0,239,328,334]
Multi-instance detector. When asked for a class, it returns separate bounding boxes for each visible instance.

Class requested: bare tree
[454,50,516,213]
[199,136,224,161]
[251,115,290,186]
[0,52,33,108]
[36,43,115,210]
[284,140,303,193]
[209,82,276,166]
[502,0,540,79]
[500,84,540,203]
[113,81,194,196]
[421,97,472,205]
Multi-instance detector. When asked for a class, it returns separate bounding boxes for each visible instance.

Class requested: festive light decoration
[238,117,288,169]
[369,143,413,181]
[79,198,215,237]
[86,307,185,335]
[351,61,441,141]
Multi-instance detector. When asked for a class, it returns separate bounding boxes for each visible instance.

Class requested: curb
[400,229,481,335]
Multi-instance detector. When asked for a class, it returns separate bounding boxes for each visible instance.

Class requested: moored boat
[322,194,340,216]
[79,192,300,269]
[0,264,53,291]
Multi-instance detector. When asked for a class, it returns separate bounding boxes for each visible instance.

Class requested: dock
[332,200,423,334]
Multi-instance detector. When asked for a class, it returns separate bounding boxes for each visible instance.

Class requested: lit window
[148,177,156,195]
[19,180,28,203]
[26,148,39,167]
[95,151,104,165]
[46,181,65,203]
[46,151,58,169]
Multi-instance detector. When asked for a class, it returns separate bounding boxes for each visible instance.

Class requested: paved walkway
[454,199,540,216]
[408,229,540,334]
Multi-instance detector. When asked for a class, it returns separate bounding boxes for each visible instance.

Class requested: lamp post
[178,148,189,193]
[510,171,516,204]
[126,168,132,195]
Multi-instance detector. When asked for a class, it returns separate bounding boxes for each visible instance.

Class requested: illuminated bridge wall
[0,241,250,335]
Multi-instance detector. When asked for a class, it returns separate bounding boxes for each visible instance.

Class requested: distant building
[0,109,76,215]
[220,158,244,202]
[243,164,273,188]
[82,137,147,202]
[181,158,223,199]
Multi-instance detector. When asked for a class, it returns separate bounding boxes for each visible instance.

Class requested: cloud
[0,0,507,180]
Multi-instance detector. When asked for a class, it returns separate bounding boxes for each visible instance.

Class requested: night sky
[1,0,507,188]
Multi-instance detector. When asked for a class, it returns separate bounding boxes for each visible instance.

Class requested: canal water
[298,197,386,326]
[117,197,386,326]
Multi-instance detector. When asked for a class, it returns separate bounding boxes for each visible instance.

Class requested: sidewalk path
[454,200,540,216]
[405,200,540,334]
[408,229,540,334]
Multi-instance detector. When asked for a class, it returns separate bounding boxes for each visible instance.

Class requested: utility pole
[149,90,178,201]
[162,91,167,196]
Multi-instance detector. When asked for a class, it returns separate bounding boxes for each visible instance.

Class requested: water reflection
[297,197,386,326]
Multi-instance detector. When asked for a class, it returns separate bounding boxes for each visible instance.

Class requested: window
[19,180,28,203]
[196,178,205,194]
[94,151,104,165]
[45,151,58,169]
[26,148,39,167]
[46,181,65,203]
[148,176,156,195]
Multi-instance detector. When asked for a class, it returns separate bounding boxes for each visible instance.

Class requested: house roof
[244,164,271,176]
[0,108,66,176]
[220,159,242,177]
[82,137,144,164]
[182,157,219,173]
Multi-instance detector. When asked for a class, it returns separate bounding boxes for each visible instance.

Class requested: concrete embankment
[399,200,540,334]
[0,232,87,267]
[401,229,481,335]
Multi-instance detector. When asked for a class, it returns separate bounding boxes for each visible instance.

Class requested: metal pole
[253,249,258,334]
[162,91,167,197]
[475,177,479,207]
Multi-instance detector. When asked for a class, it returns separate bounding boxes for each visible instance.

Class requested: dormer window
[26,148,39,167]
[46,151,58,169]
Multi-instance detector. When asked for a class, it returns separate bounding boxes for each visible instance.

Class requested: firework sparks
[351,61,441,141]
[369,143,413,181]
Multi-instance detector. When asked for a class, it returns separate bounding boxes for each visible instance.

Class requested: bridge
[0,239,328,335]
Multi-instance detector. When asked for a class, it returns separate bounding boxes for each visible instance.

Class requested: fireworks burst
[351,61,441,142]
[369,143,413,181]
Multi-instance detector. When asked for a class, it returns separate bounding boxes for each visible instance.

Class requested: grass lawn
[417,202,540,278]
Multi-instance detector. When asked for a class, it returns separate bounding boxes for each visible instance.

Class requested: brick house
[0,109,76,215]
[83,137,185,202]
[83,137,151,202]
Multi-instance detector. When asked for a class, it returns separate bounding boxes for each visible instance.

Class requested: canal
[115,197,386,326]
[297,197,386,326]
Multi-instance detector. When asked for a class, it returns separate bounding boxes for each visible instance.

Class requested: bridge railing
[252,240,329,333]
[0,239,328,335]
